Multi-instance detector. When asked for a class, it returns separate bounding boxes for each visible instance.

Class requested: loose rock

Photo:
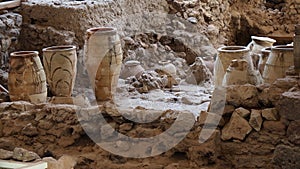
[262,108,279,121]
[13,147,40,162]
[249,110,263,131]
[221,112,252,141]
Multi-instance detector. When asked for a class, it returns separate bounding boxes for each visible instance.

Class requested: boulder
[235,107,251,118]
[276,91,300,121]
[262,108,279,121]
[13,147,40,162]
[221,112,252,141]
[272,145,300,169]
[287,120,300,145]
[249,110,263,131]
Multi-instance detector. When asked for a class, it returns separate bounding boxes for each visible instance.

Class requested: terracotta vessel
[263,45,294,84]
[258,47,271,74]
[120,60,144,79]
[84,27,123,101]
[214,46,254,87]
[8,51,47,103]
[247,36,276,69]
[42,45,77,97]
[222,59,262,86]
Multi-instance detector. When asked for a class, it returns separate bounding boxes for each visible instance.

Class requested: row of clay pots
[8,27,123,104]
[214,36,294,87]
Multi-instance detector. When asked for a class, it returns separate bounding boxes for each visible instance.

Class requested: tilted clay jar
[84,27,123,101]
[42,45,77,97]
[258,47,271,74]
[8,51,47,103]
[247,36,276,70]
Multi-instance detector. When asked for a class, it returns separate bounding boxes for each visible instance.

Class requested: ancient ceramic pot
[258,47,271,74]
[8,51,47,103]
[247,36,276,69]
[214,46,254,87]
[84,27,123,101]
[263,45,294,84]
[42,45,77,97]
[120,60,144,79]
[222,59,262,86]
[222,59,249,86]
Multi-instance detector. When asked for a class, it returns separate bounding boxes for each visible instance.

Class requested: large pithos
[84,27,123,101]
[214,46,254,87]
[263,45,294,84]
[8,51,47,103]
[42,45,77,97]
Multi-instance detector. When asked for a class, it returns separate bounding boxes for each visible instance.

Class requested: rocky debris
[185,57,212,85]
[277,91,300,121]
[126,71,178,93]
[249,110,263,131]
[221,112,252,141]
[0,149,13,160]
[262,108,279,121]
[272,145,300,169]
[12,147,41,162]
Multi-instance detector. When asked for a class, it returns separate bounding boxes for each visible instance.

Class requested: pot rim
[271,45,293,51]
[262,47,271,53]
[251,36,276,43]
[218,46,249,53]
[10,51,39,57]
[86,27,117,35]
[42,45,76,52]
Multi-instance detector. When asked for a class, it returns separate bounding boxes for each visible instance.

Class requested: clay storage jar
[222,59,249,86]
[120,60,144,79]
[258,47,271,74]
[247,36,276,69]
[8,51,47,103]
[84,27,123,101]
[263,45,294,84]
[214,46,254,87]
[42,45,77,97]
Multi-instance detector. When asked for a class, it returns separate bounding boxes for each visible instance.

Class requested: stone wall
[18,0,169,51]
[0,76,299,168]
[0,10,22,72]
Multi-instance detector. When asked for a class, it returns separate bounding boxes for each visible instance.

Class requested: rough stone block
[249,110,263,132]
[262,108,279,121]
[263,120,287,136]
[221,112,252,141]
[272,145,300,169]
[276,91,300,121]
[226,84,259,108]
[235,107,250,118]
